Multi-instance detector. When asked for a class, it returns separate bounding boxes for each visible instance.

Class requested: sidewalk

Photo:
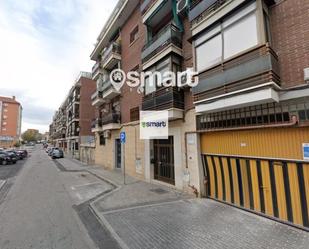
[58,157,309,249]
[57,157,192,211]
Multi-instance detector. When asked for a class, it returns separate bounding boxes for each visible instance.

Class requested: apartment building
[0,96,22,148]
[90,0,203,194]
[50,72,96,159]
[91,0,146,179]
[189,0,309,229]
[90,0,309,229]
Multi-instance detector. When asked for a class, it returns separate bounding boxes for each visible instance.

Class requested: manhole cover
[150,188,168,194]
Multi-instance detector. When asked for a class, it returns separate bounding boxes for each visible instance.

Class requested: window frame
[194,1,267,73]
[129,25,139,45]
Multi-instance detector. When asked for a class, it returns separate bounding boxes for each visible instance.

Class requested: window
[196,34,222,71]
[195,2,259,72]
[144,58,172,95]
[130,107,140,122]
[99,134,106,145]
[223,12,258,59]
[130,26,139,44]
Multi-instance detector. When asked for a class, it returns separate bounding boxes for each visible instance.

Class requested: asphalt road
[0,146,96,249]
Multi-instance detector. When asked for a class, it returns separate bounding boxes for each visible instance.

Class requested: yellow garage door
[201,127,309,229]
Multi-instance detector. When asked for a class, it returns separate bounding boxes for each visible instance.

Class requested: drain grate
[150,188,168,194]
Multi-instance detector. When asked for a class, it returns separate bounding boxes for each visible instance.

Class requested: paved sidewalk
[60,157,309,249]
[57,157,191,211]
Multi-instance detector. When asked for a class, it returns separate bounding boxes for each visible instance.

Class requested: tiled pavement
[102,199,309,249]
[61,157,309,249]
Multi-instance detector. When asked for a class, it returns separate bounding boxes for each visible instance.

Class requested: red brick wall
[270,0,309,88]
[182,16,195,111]
[120,3,146,124]
[79,77,96,136]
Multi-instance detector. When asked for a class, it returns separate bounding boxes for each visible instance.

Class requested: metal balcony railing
[142,24,182,63]
[101,112,121,126]
[142,87,184,110]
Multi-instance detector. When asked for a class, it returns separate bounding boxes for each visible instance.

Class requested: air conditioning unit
[177,0,189,15]
[304,68,309,82]
[104,130,111,139]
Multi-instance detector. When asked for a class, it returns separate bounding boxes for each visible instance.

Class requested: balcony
[91,91,104,106]
[193,44,280,102]
[102,78,120,100]
[189,0,227,23]
[92,112,121,132]
[101,42,121,70]
[91,118,103,132]
[141,0,172,26]
[92,61,101,80]
[193,44,281,113]
[142,24,182,68]
[142,87,184,120]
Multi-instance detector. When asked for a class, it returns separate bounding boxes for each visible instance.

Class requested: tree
[21,129,41,142]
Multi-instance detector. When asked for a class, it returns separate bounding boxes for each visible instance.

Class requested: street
[0,146,97,249]
[0,146,308,249]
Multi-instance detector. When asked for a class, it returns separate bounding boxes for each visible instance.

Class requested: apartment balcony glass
[142,24,182,64]
[101,77,120,100]
[101,42,121,70]
[189,0,227,22]
[91,91,104,106]
[92,61,101,80]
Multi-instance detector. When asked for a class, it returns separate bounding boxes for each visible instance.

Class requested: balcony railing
[101,112,121,126]
[142,87,184,110]
[193,44,281,102]
[189,0,227,23]
[91,91,103,101]
[92,61,101,77]
[142,24,182,63]
[140,0,157,15]
[101,42,121,66]
[91,118,102,129]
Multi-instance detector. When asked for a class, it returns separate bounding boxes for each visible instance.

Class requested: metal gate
[202,154,309,229]
[154,137,175,185]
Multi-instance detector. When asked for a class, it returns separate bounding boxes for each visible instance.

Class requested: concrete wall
[80,145,95,165]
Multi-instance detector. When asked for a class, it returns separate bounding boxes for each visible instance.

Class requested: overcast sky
[0,0,117,133]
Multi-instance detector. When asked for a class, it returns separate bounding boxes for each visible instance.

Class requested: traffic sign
[120,132,126,144]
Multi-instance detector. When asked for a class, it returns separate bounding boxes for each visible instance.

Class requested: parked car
[16,149,28,158]
[48,147,58,156]
[5,151,18,164]
[0,152,11,165]
[51,149,64,159]
[0,151,14,165]
[6,150,23,160]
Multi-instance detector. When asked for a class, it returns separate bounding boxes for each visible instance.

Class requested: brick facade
[120,3,146,124]
[79,77,96,136]
[270,0,309,88]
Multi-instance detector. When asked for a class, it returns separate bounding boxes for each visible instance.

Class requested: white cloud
[0,0,117,133]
